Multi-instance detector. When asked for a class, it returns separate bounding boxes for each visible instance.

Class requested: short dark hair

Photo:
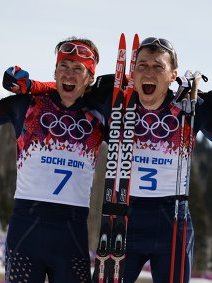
[137,43,178,70]
[55,36,100,64]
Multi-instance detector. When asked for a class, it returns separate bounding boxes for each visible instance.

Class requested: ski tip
[120,33,126,43]
[118,33,126,49]
[120,33,125,39]
[133,34,140,47]
[134,33,139,41]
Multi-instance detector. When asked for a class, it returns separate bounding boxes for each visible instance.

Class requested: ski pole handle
[175,70,194,103]
[189,71,207,115]
[190,71,202,102]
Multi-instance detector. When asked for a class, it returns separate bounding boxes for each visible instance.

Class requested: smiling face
[55,59,94,107]
[134,48,177,110]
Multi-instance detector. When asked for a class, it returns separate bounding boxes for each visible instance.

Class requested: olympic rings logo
[135,112,179,139]
[40,112,93,140]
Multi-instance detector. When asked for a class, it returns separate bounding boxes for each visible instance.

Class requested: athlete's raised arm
[3,66,56,94]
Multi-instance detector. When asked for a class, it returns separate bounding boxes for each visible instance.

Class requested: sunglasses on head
[140,37,175,53]
[59,42,97,62]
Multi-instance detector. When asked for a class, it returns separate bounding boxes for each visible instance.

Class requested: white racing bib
[130,146,187,197]
[116,102,193,198]
[16,147,94,207]
[15,95,104,207]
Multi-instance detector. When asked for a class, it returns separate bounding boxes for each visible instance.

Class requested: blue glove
[2,66,31,94]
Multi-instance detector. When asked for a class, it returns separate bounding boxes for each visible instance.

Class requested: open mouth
[62,83,75,92]
[142,83,156,95]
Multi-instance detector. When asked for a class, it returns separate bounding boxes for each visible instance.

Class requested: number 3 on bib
[138,167,157,191]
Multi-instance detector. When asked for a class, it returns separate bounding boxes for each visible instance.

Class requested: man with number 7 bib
[0,37,106,283]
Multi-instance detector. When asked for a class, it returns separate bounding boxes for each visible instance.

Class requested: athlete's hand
[2,66,31,94]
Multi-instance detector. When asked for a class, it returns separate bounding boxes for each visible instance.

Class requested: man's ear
[171,69,178,82]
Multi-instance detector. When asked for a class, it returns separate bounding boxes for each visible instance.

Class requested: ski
[93,33,127,283]
[92,33,139,283]
[109,34,139,283]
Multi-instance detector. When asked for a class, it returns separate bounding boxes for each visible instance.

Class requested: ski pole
[169,70,195,283]
[169,71,208,283]
[169,94,188,283]
[179,71,204,283]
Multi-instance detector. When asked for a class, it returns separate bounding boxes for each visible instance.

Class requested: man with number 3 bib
[122,38,212,283]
